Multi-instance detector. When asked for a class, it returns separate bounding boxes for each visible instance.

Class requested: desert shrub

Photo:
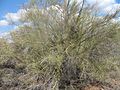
[7,0,120,89]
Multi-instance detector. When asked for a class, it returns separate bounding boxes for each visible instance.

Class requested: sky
[0,0,120,34]
[116,0,120,3]
[0,0,28,33]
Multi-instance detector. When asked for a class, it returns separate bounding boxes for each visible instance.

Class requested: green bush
[1,0,120,89]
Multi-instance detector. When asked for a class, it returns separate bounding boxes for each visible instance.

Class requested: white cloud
[0,32,9,37]
[70,0,115,6]
[104,4,120,14]
[5,9,27,22]
[0,20,9,26]
[74,0,120,14]
[1,0,119,23]
[0,32,13,43]
[86,0,115,7]
[0,9,26,27]
[0,0,119,27]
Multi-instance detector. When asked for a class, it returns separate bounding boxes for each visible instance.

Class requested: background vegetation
[0,0,120,90]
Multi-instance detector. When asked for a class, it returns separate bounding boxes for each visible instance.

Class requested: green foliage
[0,0,120,89]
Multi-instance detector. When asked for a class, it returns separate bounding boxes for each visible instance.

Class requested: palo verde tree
[10,0,120,89]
